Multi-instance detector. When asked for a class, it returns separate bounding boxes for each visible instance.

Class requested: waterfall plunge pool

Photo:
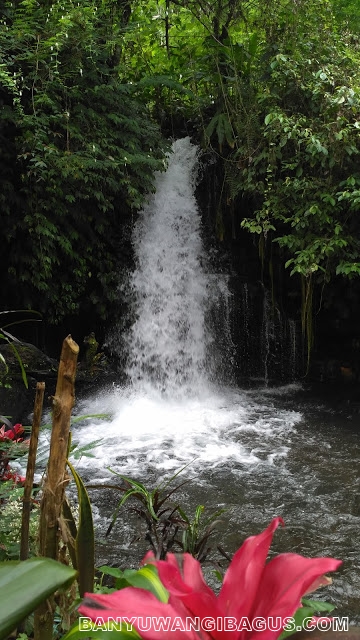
[64,138,359,623]
[68,383,360,624]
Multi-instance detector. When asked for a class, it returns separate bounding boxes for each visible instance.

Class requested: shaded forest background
[1,0,360,379]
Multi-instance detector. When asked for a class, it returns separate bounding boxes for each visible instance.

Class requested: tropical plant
[76,517,340,639]
[0,557,76,640]
[178,504,225,563]
[0,0,168,323]
[91,468,191,560]
[65,460,95,597]
[89,466,225,563]
[0,419,28,483]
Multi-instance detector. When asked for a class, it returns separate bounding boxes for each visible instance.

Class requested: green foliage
[0,0,168,322]
[0,557,76,640]
[97,563,168,603]
[89,465,224,563]
[97,466,191,560]
[172,0,360,355]
[207,12,360,282]
[67,460,95,596]
[234,37,360,353]
[177,504,225,562]
[0,483,39,560]
[331,0,360,30]
[280,598,335,639]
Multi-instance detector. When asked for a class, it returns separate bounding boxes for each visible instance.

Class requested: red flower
[0,423,24,442]
[79,518,341,639]
[1,469,26,484]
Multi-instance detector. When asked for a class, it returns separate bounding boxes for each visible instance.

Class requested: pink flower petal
[248,553,342,640]
[156,554,214,598]
[150,554,226,636]
[79,586,200,640]
[218,517,284,620]
[153,559,192,596]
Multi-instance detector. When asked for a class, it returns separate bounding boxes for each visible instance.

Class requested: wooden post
[34,336,79,640]
[20,381,45,561]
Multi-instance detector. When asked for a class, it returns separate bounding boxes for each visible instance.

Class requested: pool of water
[67,382,360,624]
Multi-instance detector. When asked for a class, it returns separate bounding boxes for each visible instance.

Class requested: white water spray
[125,138,209,395]
[72,138,301,478]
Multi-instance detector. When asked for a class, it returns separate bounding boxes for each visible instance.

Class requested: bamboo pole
[34,336,79,640]
[20,381,45,561]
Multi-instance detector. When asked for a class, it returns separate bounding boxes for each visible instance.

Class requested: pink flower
[1,469,26,484]
[79,518,341,639]
[0,423,24,442]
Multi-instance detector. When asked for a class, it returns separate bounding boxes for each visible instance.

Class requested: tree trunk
[34,336,79,640]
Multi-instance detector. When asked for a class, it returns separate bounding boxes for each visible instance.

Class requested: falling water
[66,138,360,622]
[232,282,301,384]
[125,139,210,395]
[75,138,301,475]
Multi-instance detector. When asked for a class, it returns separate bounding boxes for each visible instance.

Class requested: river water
[69,139,360,623]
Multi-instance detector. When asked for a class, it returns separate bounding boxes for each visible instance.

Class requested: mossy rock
[0,341,57,379]
[0,342,58,423]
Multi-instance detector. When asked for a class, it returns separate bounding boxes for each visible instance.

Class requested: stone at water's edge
[0,341,57,375]
[0,341,58,423]
[0,339,116,423]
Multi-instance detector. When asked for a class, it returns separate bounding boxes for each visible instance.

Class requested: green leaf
[7,342,28,389]
[62,619,141,639]
[106,488,141,537]
[279,606,315,639]
[0,557,76,640]
[301,598,335,613]
[122,564,169,603]
[107,470,147,493]
[97,565,124,579]
[95,564,169,601]
[67,461,95,596]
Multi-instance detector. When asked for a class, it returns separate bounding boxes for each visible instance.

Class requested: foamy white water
[125,138,209,395]
[66,138,302,479]
[71,386,301,479]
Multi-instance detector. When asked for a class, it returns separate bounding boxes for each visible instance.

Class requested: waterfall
[108,136,301,391]
[74,137,303,478]
[125,137,218,396]
[66,143,358,620]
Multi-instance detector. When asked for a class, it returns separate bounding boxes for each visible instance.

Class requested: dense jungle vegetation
[1,0,360,358]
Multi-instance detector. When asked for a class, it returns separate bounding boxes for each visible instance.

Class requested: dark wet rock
[0,337,118,423]
[0,341,57,378]
[0,341,58,422]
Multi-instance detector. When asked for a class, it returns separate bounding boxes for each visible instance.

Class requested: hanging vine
[301,275,314,372]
